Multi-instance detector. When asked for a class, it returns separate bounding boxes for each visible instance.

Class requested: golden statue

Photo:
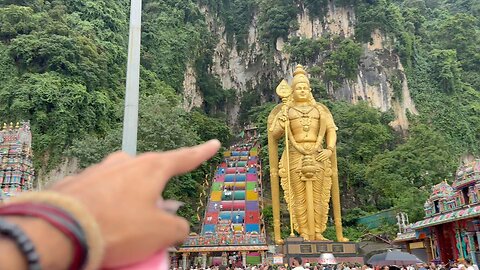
[267,65,348,244]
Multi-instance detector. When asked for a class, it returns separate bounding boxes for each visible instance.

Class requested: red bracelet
[0,202,88,270]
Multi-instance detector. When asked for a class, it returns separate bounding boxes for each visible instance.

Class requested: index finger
[162,139,221,176]
[138,139,221,190]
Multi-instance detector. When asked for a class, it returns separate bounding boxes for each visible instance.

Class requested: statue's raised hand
[316,149,332,162]
[276,111,288,128]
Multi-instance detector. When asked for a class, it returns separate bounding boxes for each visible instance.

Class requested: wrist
[0,235,28,269]
[2,216,72,270]
[8,191,105,270]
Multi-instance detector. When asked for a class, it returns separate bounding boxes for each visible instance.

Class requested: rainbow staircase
[179,139,268,266]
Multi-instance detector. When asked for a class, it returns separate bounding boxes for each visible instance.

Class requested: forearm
[270,120,285,140]
[0,216,72,270]
[0,234,27,269]
[325,128,337,149]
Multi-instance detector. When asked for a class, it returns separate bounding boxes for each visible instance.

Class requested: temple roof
[0,122,32,156]
[413,205,480,229]
[392,231,417,243]
[429,181,454,201]
[453,159,480,189]
[0,121,35,200]
[178,245,269,253]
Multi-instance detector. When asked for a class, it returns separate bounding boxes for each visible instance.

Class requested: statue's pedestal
[278,237,363,265]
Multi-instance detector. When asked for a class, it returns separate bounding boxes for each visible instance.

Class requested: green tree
[429,49,462,93]
[331,102,396,207]
[258,0,297,44]
[366,123,457,221]
[189,109,232,145]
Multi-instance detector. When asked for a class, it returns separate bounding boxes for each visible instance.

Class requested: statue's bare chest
[288,106,320,121]
[288,106,321,140]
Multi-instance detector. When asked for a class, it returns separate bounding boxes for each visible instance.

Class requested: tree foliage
[0,1,127,168]
[0,0,232,226]
[1,0,479,235]
[257,0,298,44]
[198,0,256,50]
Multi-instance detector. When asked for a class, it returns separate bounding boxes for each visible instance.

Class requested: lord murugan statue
[267,65,348,244]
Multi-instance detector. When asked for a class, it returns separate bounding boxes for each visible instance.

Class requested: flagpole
[122,0,142,156]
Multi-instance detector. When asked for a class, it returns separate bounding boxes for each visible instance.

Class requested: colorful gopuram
[395,159,480,264]
[177,130,268,269]
[0,122,35,201]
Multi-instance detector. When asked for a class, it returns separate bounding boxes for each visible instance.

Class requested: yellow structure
[267,65,348,244]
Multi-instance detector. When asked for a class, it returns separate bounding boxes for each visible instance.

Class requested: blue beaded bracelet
[0,218,42,270]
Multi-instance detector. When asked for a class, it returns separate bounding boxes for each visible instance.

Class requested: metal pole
[122,0,142,156]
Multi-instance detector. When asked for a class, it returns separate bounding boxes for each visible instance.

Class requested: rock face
[182,4,418,128]
[37,157,80,189]
[293,3,355,39]
[182,63,203,112]
[336,30,418,130]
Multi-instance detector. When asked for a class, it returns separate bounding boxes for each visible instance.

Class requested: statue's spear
[275,80,295,237]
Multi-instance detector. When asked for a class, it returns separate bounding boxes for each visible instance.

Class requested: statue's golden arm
[268,110,286,140]
[324,127,337,150]
[267,104,284,244]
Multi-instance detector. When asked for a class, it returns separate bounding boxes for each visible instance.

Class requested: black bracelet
[0,203,89,270]
[0,218,41,270]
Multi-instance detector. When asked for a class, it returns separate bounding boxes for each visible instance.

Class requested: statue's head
[291,65,315,103]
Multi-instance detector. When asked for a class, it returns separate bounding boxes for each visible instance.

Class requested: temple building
[395,159,480,264]
[0,122,35,200]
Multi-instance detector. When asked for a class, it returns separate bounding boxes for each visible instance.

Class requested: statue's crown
[292,65,310,87]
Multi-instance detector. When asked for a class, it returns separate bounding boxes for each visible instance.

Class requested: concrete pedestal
[279,237,363,265]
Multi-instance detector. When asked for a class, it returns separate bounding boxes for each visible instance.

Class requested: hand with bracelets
[0,139,221,270]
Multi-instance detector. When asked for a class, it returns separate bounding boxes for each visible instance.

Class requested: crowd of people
[171,257,480,270]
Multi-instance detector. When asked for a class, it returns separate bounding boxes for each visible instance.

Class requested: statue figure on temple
[267,65,348,244]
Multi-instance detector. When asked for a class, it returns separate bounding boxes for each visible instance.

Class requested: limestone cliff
[182,4,418,129]
[182,64,203,112]
[336,29,418,130]
[37,157,80,189]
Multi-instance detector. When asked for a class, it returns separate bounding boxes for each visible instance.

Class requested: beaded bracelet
[0,203,88,270]
[0,218,42,270]
[9,192,104,270]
